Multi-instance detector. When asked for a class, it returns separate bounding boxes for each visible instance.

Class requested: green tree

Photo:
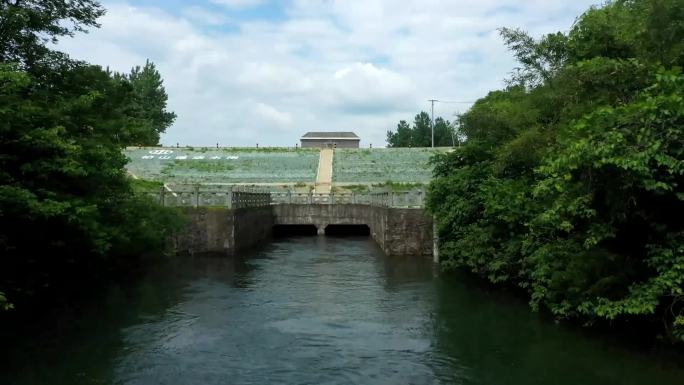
[0,61,183,308]
[125,60,176,145]
[499,28,568,88]
[0,1,182,311]
[428,0,684,343]
[387,112,455,147]
[0,0,104,68]
[530,69,684,336]
[386,120,411,147]
[412,111,432,146]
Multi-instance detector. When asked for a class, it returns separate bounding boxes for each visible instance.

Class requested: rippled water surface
[2,236,683,384]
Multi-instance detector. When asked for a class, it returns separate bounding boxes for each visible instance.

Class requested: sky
[57,0,599,147]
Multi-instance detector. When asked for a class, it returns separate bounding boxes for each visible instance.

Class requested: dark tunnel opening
[325,224,371,236]
[273,225,318,237]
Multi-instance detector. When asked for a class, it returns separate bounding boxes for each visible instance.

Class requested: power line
[429,99,473,148]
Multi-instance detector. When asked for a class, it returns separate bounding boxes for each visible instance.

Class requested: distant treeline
[0,1,183,312]
[428,0,684,344]
[386,112,457,148]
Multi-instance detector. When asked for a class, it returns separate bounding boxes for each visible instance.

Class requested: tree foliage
[123,60,176,145]
[428,0,684,344]
[0,1,182,311]
[386,111,455,147]
[0,0,104,68]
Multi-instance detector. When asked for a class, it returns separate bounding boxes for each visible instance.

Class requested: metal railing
[144,186,424,208]
[269,190,424,208]
[147,186,271,209]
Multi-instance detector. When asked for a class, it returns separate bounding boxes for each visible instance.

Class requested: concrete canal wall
[174,207,274,256]
[368,207,433,257]
[175,204,433,257]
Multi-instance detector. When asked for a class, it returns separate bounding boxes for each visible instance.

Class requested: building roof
[301,131,360,140]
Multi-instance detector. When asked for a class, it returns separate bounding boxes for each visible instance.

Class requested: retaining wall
[175,204,433,257]
[174,207,273,256]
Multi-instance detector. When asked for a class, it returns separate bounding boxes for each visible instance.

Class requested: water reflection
[432,274,684,385]
[1,236,683,385]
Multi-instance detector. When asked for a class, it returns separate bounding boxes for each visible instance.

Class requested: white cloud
[209,0,264,8]
[254,102,293,126]
[56,0,599,147]
[182,6,229,25]
[325,62,415,113]
[236,62,313,93]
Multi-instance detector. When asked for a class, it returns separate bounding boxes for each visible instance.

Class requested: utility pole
[450,122,456,147]
[428,99,437,148]
[426,99,476,148]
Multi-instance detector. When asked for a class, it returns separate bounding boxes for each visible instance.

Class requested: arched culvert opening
[325,224,370,236]
[273,224,318,237]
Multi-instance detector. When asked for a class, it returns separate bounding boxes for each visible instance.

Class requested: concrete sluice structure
[126,146,445,260]
[174,203,434,258]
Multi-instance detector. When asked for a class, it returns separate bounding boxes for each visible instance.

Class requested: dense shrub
[428,0,684,343]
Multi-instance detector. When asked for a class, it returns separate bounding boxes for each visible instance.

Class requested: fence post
[433,216,439,263]
[228,187,233,209]
[160,186,165,206]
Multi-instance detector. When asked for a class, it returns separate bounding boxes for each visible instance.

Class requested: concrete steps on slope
[314,148,333,194]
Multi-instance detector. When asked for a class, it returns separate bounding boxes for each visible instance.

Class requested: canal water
[2,236,683,385]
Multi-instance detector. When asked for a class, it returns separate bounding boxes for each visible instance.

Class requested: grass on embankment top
[129,178,163,193]
[332,148,447,183]
[124,147,319,184]
[124,147,447,186]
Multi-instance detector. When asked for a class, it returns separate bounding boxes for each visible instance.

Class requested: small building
[300,132,360,148]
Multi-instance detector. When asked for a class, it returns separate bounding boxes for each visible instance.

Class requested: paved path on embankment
[314,148,333,194]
